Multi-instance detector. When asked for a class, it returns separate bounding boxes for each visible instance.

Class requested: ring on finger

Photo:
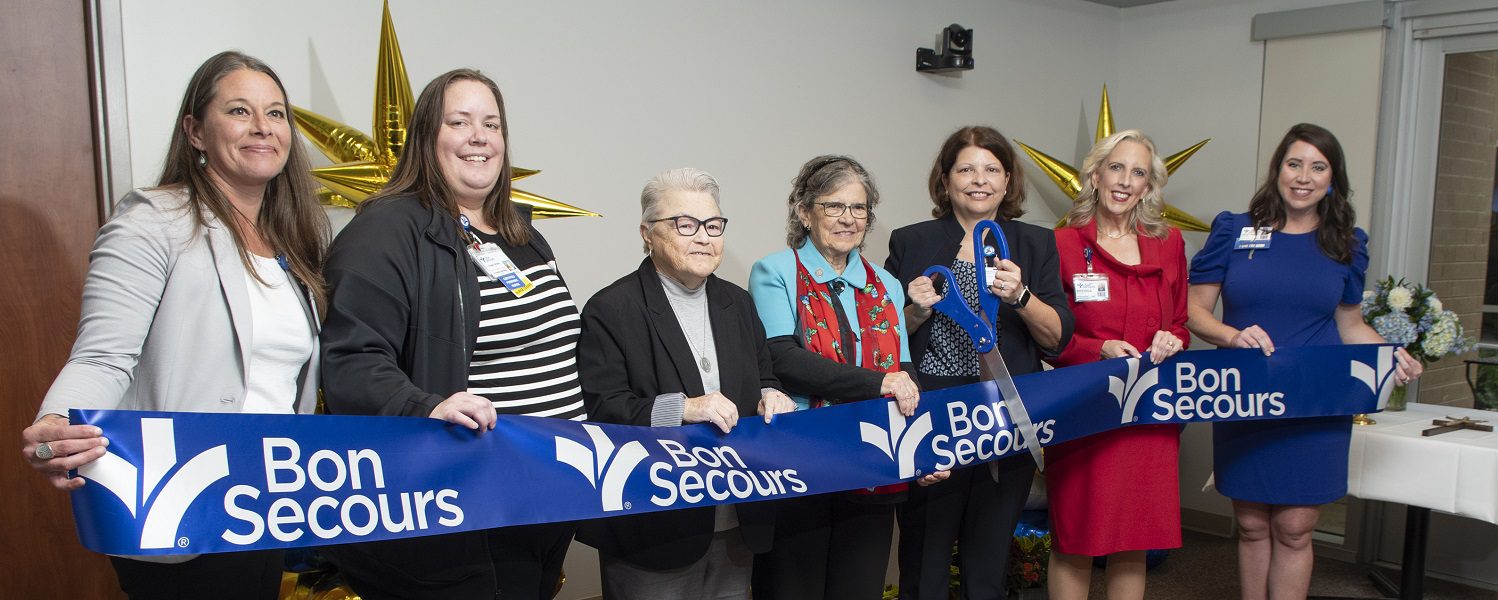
[34,442,55,460]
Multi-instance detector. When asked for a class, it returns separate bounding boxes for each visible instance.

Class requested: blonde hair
[1065,129,1169,239]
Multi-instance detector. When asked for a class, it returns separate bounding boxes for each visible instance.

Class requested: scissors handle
[972,220,1011,327]
[921,265,997,353]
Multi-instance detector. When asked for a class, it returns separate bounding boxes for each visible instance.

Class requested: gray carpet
[1100,529,1498,599]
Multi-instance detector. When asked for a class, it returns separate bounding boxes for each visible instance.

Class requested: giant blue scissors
[922,219,1046,470]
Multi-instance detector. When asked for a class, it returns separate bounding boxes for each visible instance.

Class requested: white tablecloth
[1347,403,1498,525]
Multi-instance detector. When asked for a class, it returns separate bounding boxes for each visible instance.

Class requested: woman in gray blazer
[20,51,328,600]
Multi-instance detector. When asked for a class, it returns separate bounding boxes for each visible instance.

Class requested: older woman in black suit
[577,167,795,600]
[885,126,1074,600]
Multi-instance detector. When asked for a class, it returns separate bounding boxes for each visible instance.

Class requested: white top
[241,255,312,414]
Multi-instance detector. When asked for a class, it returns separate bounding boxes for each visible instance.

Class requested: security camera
[917,24,974,73]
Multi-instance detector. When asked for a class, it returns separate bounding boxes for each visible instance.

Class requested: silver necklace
[1099,223,1131,239]
[681,310,713,372]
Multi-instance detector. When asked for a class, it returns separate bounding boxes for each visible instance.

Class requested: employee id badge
[1072,272,1110,302]
[1233,226,1273,250]
[466,242,535,296]
[982,245,998,288]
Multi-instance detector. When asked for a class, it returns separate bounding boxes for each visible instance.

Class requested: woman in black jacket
[885,126,1074,600]
[320,69,583,599]
[576,167,794,600]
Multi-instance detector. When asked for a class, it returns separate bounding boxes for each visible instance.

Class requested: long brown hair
[927,126,1027,220]
[1247,123,1356,263]
[363,69,529,246]
[158,50,328,304]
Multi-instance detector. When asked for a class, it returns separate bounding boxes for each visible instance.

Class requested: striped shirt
[467,230,586,420]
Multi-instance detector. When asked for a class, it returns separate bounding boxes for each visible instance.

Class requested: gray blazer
[38,187,319,420]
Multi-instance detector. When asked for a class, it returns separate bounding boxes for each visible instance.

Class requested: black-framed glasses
[652,215,728,237]
[813,201,870,219]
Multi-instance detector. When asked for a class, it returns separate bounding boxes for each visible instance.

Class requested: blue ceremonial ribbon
[67,344,1398,555]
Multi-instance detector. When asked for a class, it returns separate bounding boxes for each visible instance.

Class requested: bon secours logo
[1109,358,1159,424]
[555,424,806,511]
[555,424,649,511]
[1146,359,1285,421]
[859,402,933,478]
[80,418,228,550]
[83,416,466,551]
[929,393,1056,471]
[1350,345,1397,409]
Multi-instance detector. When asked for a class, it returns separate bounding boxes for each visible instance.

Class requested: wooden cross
[1421,416,1494,437]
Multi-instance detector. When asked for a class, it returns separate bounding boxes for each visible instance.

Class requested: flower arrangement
[1007,523,1053,593]
[1360,277,1474,364]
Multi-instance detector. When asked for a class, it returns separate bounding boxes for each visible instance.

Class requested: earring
[197,152,207,167]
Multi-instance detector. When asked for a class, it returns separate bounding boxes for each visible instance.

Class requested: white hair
[640,167,721,222]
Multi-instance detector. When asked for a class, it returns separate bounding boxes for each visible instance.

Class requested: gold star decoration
[293,0,600,219]
[1016,85,1209,231]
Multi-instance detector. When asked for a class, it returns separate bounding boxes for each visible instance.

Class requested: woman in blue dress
[1186,123,1421,600]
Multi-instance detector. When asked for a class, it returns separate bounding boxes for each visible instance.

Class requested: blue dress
[1189,211,1368,505]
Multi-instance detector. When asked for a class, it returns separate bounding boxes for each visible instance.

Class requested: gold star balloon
[1016,85,1209,231]
[293,0,600,219]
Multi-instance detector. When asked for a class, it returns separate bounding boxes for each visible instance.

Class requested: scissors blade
[977,314,1045,471]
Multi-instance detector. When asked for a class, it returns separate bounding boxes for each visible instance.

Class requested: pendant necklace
[681,308,713,373]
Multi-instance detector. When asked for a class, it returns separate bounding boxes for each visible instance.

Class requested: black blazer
[575,258,779,569]
[884,214,1075,382]
[322,195,555,417]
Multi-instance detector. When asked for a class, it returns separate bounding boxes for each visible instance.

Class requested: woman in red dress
[1045,130,1187,600]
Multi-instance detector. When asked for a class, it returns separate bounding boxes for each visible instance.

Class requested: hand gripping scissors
[922,219,1046,470]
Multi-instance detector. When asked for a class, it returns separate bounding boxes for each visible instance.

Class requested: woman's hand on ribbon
[882,371,921,417]
[22,413,108,491]
[1100,340,1141,360]
[1229,324,1275,356]
[430,392,497,432]
[916,470,951,486]
[757,389,796,424]
[685,392,740,433]
[1393,347,1423,386]
[1147,331,1185,364]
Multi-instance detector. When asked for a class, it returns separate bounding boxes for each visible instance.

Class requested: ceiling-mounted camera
[917,24,973,73]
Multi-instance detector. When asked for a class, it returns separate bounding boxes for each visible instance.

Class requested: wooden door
[0,0,122,597]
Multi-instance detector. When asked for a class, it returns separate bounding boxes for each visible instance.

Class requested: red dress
[1046,225,1188,556]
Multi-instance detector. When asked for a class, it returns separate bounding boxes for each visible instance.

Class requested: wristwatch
[1008,285,1032,309]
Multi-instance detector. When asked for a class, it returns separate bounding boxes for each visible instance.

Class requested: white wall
[118,0,1133,302]
[1261,28,1385,231]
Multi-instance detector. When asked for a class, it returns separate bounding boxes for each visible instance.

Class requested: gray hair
[641,167,722,222]
[785,155,880,249]
[640,167,722,253]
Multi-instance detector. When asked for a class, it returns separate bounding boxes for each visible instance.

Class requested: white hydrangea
[1427,295,1442,312]
[1387,285,1414,310]
[1422,314,1456,358]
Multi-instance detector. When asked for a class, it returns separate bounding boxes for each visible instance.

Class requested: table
[1344,403,1498,599]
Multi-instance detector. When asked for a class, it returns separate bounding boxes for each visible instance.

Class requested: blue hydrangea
[1372,312,1418,345]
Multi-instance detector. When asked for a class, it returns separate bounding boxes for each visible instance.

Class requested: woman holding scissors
[885,125,1074,600]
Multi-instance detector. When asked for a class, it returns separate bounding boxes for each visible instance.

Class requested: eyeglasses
[651,215,729,237]
[813,202,870,219]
